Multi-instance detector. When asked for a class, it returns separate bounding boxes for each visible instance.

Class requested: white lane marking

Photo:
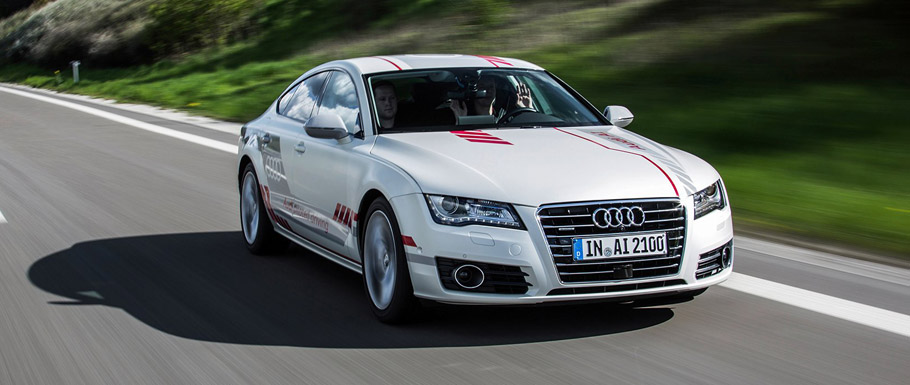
[736,236,910,286]
[1,83,241,135]
[0,209,6,224]
[5,86,909,338]
[0,86,237,154]
[721,272,910,338]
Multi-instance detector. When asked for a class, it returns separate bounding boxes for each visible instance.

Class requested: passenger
[373,81,398,128]
[450,76,534,118]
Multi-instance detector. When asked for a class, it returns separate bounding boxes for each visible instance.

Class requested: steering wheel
[497,108,536,125]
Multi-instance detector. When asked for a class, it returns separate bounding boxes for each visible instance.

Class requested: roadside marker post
[70,61,81,84]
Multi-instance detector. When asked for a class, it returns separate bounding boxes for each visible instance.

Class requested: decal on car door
[333,204,357,230]
[261,136,335,238]
[262,136,291,196]
[263,138,350,245]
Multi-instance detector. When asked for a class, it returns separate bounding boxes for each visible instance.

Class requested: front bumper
[390,193,734,305]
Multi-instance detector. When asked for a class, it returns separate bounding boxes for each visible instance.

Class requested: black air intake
[436,257,531,294]
[696,240,733,279]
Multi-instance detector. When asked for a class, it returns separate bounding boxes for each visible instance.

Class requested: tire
[240,163,288,255]
[361,197,418,323]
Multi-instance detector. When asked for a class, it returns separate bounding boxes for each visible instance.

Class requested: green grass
[2,0,908,256]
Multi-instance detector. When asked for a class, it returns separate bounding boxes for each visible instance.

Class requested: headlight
[693,180,726,219]
[425,195,523,229]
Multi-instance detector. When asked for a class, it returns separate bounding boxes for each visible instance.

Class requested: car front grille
[537,199,686,283]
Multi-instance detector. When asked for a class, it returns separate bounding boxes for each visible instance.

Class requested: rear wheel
[240,163,287,255]
[362,197,418,323]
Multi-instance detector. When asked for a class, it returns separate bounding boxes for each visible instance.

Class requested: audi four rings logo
[592,206,646,228]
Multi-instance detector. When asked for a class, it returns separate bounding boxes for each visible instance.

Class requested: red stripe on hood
[373,56,402,70]
[553,127,679,197]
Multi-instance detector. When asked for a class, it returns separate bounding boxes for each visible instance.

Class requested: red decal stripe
[451,130,493,136]
[373,56,402,71]
[401,236,418,247]
[553,127,679,197]
[474,55,513,67]
[466,139,513,145]
[332,203,342,221]
[260,186,276,220]
[260,185,291,230]
[341,207,351,227]
[454,133,495,139]
[452,130,513,144]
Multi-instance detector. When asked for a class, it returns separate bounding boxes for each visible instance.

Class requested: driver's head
[373,81,398,121]
[475,76,497,105]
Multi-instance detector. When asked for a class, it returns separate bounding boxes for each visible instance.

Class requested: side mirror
[305,113,350,141]
[603,105,634,128]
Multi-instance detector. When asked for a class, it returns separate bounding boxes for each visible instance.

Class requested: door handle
[260,133,272,145]
[295,142,306,153]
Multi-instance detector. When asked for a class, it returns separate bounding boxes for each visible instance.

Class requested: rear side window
[316,71,361,133]
[284,71,329,122]
[277,83,299,114]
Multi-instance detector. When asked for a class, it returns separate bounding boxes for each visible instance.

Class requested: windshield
[367,68,606,133]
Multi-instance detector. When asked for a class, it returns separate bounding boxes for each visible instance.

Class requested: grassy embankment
[1,0,908,256]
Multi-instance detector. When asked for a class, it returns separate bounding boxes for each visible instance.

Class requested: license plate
[572,232,668,261]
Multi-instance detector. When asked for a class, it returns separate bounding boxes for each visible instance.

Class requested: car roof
[338,54,545,75]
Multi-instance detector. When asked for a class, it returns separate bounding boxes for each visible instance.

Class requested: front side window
[284,71,329,122]
[367,68,606,133]
[315,71,361,133]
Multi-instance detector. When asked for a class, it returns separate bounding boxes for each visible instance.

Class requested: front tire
[240,163,287,255]
[362,197,418,323]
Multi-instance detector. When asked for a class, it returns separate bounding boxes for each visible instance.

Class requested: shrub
[0,0,154,67]
[148,0,263,56]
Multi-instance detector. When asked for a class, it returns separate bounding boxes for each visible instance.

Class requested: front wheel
[362,197,418,323]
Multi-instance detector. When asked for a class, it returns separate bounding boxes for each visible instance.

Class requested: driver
[373,81,398,128]
[450,76,534,118]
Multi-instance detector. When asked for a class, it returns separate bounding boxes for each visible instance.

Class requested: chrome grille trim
[543,223,596,229]
[537,198,686,284]
[539,214,589,219]
[556,255,679,266]
[545,225,685,238]
[558,264,680,276]
[646,217,685,223]
[645,207,686,214]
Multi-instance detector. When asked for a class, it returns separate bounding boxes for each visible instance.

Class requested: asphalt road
[0,86,908,385]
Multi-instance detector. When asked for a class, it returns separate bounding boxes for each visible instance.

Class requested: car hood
[371,126,710,207]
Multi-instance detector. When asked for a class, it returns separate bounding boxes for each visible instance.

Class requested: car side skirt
[274,226,363,274]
